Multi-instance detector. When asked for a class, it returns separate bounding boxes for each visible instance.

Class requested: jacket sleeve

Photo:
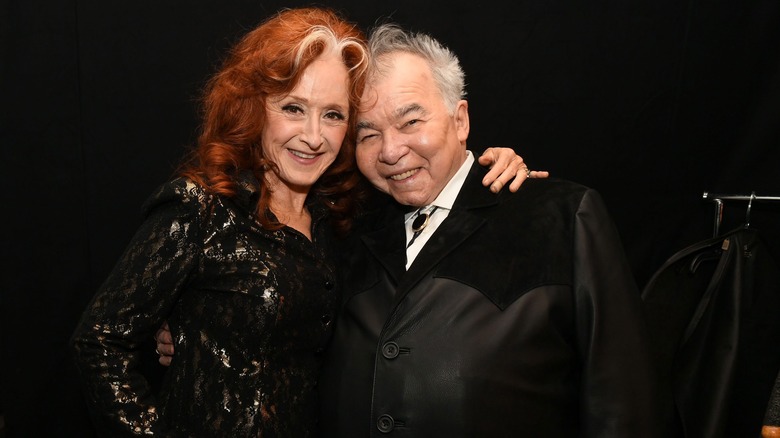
[70,181,203,436]
[573,189,662,437]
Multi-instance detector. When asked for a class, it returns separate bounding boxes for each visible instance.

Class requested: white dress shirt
[404,151,474,269]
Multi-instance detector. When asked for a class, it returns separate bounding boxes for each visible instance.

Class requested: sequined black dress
[71,176,339,437]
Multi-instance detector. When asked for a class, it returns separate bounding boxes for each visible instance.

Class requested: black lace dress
[71,176,339,437]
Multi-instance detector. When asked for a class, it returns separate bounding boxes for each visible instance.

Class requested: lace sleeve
[70,179,205,435]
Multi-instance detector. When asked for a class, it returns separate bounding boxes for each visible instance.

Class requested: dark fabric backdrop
[2,0,779,436]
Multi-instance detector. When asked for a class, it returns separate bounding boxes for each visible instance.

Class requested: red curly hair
[179,7,369,234]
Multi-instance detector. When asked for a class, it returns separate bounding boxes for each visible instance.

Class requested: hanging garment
[641,227,780,438]
[764,369,780,436]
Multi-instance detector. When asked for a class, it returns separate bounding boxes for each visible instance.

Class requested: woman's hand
[478,147,549,193]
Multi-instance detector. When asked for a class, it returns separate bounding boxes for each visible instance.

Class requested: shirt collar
[403,151,472,225]
[430,150,473,211]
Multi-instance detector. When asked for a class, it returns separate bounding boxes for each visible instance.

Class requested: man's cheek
[356,152,377,177]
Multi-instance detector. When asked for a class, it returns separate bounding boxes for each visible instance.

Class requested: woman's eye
[282,104,303,114]
[325,111,346,121]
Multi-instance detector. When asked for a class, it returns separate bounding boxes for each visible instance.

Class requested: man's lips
[389,168,420,181]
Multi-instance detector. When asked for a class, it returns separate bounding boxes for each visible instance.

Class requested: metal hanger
[744,191,756,229]
[688,191,778,273]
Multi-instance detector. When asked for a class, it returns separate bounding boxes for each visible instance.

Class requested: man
[317,24,660,437]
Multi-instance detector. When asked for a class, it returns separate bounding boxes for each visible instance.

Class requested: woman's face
[262,51,350,194]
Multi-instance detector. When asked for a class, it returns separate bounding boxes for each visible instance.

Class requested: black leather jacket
[320,164,662,437]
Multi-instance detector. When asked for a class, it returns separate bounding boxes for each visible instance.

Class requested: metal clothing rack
[702,191,780,237]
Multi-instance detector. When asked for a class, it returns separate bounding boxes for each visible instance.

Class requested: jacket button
[321,313,332,326]
[381,342,399,359]
[376,414,395,433]
[324,279,334,290]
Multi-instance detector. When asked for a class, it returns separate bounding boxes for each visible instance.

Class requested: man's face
[355,52,470,207]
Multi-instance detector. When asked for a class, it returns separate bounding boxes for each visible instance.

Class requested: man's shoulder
[504,177,592,204]
[481,177,609,226]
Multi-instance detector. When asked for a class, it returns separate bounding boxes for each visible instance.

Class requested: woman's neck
[267,177,313,240]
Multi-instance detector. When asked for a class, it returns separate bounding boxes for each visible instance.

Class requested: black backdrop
[2,0,779,436]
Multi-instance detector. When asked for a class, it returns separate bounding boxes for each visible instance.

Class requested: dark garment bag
[642,227,780,438]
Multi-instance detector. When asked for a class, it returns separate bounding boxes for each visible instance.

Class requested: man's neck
[424,151,474,210]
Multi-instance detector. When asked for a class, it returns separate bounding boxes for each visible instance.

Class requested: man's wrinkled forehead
[357,54,397,108]
[358,85,380,117]
[358,52,434,118]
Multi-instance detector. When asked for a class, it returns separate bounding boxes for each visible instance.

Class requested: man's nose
[378,132,408,164]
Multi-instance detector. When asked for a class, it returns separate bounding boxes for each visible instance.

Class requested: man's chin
[387,192,430,208]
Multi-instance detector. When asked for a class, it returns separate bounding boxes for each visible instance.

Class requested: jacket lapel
[360,204,408,285]
[400,209,485,291]
[398,162,498,296]
[359,162,498,302]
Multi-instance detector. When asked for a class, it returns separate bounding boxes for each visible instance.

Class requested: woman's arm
[477,147,549,193]
[71,181,202,435]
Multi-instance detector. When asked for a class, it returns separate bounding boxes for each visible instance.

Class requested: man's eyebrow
[356,120,376,131]
[356,103,425,131]
[395,103,424,120]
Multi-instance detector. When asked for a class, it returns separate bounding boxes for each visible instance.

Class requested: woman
[71,6,533,437]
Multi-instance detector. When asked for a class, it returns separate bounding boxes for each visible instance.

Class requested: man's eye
[358,134,377,143]
[404,119,419,128]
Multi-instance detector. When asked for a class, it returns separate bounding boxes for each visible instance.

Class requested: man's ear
[454,100,470,142]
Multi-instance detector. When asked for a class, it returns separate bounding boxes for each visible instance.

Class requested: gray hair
[367,23,466,113]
